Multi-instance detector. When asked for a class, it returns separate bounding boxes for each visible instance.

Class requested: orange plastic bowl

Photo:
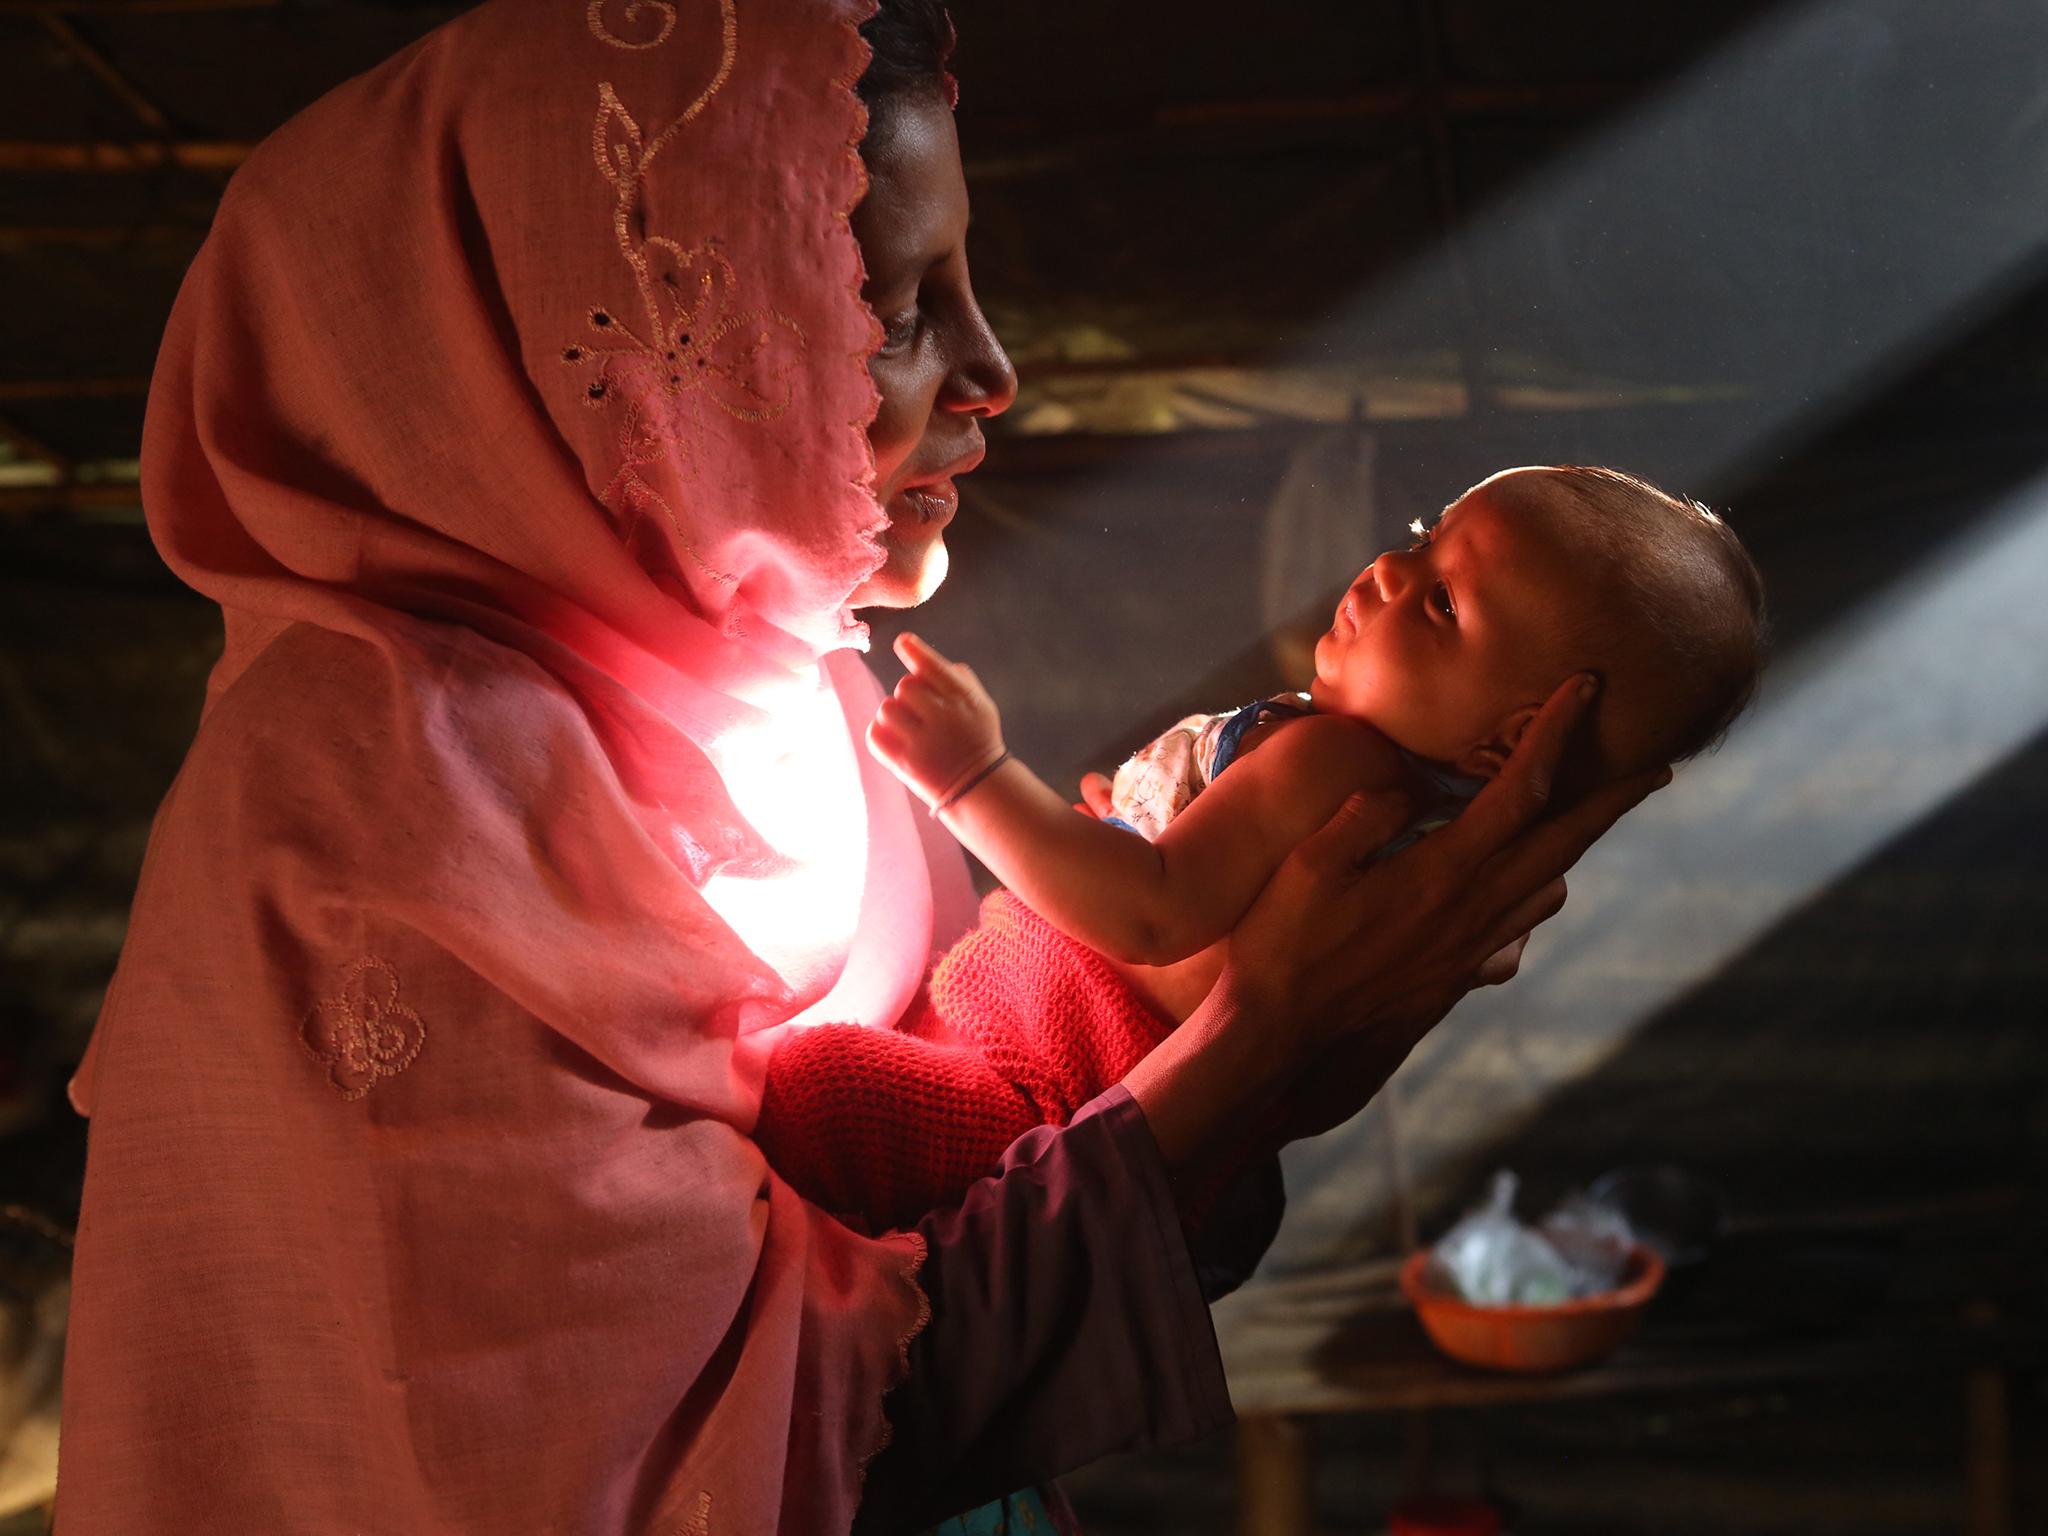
[1400,1242,1665,1373]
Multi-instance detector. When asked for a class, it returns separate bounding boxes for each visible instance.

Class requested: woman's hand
[1270,898,1532,1147]
[867,633,1008,809]
[1232,673,1663,1060]
[1126,674,1668,1167]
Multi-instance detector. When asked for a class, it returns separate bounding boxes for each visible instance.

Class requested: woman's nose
[944,302,1018,419]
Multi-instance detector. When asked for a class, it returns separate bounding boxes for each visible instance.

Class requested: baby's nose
[1370,552,1406,600]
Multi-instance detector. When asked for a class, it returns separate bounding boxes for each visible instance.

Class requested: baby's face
[1309,481,1589,774]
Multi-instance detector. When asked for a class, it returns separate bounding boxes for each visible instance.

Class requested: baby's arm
[867,634,1420,966]
[867,634,1187,960]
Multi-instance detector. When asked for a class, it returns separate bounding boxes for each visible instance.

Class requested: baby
[867,465,1768,1022]
[756,465,1766,1233]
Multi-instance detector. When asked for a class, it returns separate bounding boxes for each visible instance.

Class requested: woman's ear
[1454,702,1543,780]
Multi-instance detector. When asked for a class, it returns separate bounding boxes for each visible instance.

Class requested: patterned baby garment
[1107,693,1315,840]
[1106,693,1481,851]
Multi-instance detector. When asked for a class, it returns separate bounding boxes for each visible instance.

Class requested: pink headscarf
[59,0,958,1530]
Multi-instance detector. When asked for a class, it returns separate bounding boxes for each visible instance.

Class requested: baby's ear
[1454,703,1543,780]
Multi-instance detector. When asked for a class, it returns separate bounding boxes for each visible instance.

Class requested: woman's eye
[1430,581,1456,620]
[879,310,918,352]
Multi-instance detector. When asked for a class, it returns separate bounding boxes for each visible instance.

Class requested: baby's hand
[1075,771,1115,819]
[867,633,1007,809]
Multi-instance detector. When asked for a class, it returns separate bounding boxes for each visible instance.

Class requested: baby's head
[1310,465,1767,785]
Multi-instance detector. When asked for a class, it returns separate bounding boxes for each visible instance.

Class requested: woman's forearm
[854,1086,1236,1530]
[1119,967,1291,1170]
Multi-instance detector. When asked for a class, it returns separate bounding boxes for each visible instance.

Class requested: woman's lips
[1335,590,1360,634]
[897,479,958,527]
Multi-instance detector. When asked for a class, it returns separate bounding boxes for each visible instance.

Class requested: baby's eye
[1430,581,1456,620]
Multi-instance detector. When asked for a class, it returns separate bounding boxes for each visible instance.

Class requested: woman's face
[850,93,1017,608]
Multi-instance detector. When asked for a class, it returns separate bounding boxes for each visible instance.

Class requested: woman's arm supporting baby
[868,633,1425,966]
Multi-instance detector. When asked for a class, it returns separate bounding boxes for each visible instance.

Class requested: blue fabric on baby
[1207,692,1313,772]
[1202,696,1483,858]
[1371,753,1486,859]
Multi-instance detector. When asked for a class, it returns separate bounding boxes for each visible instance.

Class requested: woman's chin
[852,534,949,609]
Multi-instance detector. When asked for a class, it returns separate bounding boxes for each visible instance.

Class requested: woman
[55,0,1658,1531]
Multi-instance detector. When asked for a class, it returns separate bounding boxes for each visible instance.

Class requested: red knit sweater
[757,890,1180,1235]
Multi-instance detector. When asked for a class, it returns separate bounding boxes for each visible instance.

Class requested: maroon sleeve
[852,1084,1235,1533]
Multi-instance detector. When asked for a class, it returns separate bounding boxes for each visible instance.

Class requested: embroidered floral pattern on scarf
[300,956,426,1099]
[561,1,813,579]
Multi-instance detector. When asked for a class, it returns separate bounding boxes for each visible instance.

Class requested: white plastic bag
[1428,1171,1576,1305]
[1428,1171,1638,1306]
